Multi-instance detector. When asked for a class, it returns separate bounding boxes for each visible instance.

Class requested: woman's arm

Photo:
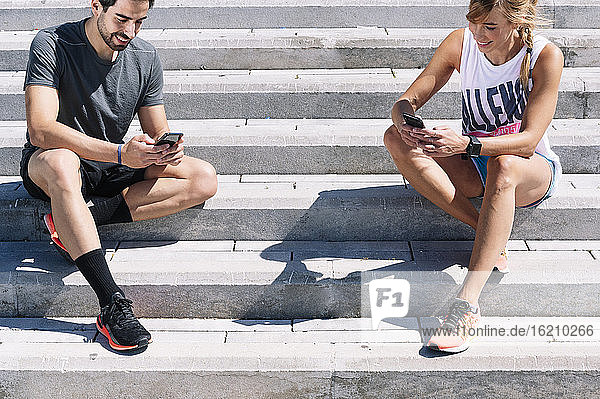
[410,43,564,158]
[417,42,564,158]
[477,43,564,157]
[391,28,463,130]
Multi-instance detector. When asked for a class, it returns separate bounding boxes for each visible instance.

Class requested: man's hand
[407,125,470,157]
[121,134,170,168]
[154,135,184,166]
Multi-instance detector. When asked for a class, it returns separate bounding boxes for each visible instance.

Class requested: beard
[97,13,130,51]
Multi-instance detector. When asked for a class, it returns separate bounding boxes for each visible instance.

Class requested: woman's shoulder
[535,40,564,69]
[445,28,466,47]
[531,40,564,86]
[436,28,465,70]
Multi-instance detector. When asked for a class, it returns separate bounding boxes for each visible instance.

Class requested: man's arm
[137,104,169,140]
[26,85,169,168]
[138,104,184,166]
[26,85,120,161]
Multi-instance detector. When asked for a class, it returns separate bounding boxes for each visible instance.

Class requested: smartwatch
[465,135,482,158]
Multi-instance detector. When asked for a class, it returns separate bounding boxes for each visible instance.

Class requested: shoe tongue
[112,292,126,301]
[110,292,133,314]
[440,300,470,329]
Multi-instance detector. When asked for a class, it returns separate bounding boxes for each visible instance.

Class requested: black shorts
[20,146,148,202]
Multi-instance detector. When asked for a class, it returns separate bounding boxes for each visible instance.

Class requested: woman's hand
[397,123,424,148]
[407,125,470,157]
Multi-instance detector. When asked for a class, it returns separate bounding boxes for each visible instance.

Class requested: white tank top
[460,28,562,191]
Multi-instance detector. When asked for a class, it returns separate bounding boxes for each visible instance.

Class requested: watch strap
[465,135,482,158]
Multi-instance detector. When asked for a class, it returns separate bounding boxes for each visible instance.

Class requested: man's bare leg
[121,155,217,221]
[27,148,129,319]
[28,148,100,259]
[30,150,218,257]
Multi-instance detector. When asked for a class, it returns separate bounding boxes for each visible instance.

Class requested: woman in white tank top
[383,0,564,353]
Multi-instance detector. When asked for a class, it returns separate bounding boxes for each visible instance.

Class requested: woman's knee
[383,124,401,149]
[486,155,519,191]
[384,124,419,161]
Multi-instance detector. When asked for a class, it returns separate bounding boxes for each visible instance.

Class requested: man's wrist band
[117,144,123,165]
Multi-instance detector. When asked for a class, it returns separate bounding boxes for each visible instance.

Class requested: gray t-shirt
[24,18,164,148]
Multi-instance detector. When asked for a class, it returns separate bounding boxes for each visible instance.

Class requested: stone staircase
[1,0,599,397]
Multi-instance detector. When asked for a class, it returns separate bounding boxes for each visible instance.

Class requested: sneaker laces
[105,295,139,329]
[441,300,471,331]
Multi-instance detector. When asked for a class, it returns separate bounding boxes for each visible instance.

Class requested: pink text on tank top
[469,121,521,137]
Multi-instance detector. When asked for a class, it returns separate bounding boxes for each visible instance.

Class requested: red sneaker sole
[43,213,69,252]
[95,318,151,351]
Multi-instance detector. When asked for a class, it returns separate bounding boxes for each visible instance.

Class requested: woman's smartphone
[402,113,426,129]
[156,132,183,147]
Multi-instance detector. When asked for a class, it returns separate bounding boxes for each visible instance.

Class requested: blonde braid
[519,25,534,93]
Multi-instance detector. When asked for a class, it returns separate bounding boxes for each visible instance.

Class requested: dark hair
[99,0,154,12]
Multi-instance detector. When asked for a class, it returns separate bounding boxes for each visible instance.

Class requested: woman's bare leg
[458,154,553,305]
[384,125,483,229]
[385,125,554,306]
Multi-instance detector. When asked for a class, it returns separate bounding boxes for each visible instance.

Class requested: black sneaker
[96,292,152,351]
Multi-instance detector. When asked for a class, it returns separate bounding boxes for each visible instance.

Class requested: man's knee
[30,149,82,194]
[188,159,218,202]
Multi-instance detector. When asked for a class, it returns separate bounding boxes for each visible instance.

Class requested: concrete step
[3,28,600,71]
[2,174,600,241]
[2,236,600,318]
[1,68,596,120]
[1,119,598,175]
[0,317,598,397]
[0,0,595,30]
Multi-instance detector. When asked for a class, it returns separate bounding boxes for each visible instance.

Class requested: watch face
[472,141,482,156]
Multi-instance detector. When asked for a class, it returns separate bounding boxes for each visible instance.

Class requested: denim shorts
[471,152,557,209]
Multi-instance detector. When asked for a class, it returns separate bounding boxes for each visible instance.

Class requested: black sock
[75,248,123,308]
[88,193,133,226]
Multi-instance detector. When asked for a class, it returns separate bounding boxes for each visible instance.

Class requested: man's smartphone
[156,132,183,147]
[402,113,426,129]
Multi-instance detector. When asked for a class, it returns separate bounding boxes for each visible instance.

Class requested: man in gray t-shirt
[21,0,218,352]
